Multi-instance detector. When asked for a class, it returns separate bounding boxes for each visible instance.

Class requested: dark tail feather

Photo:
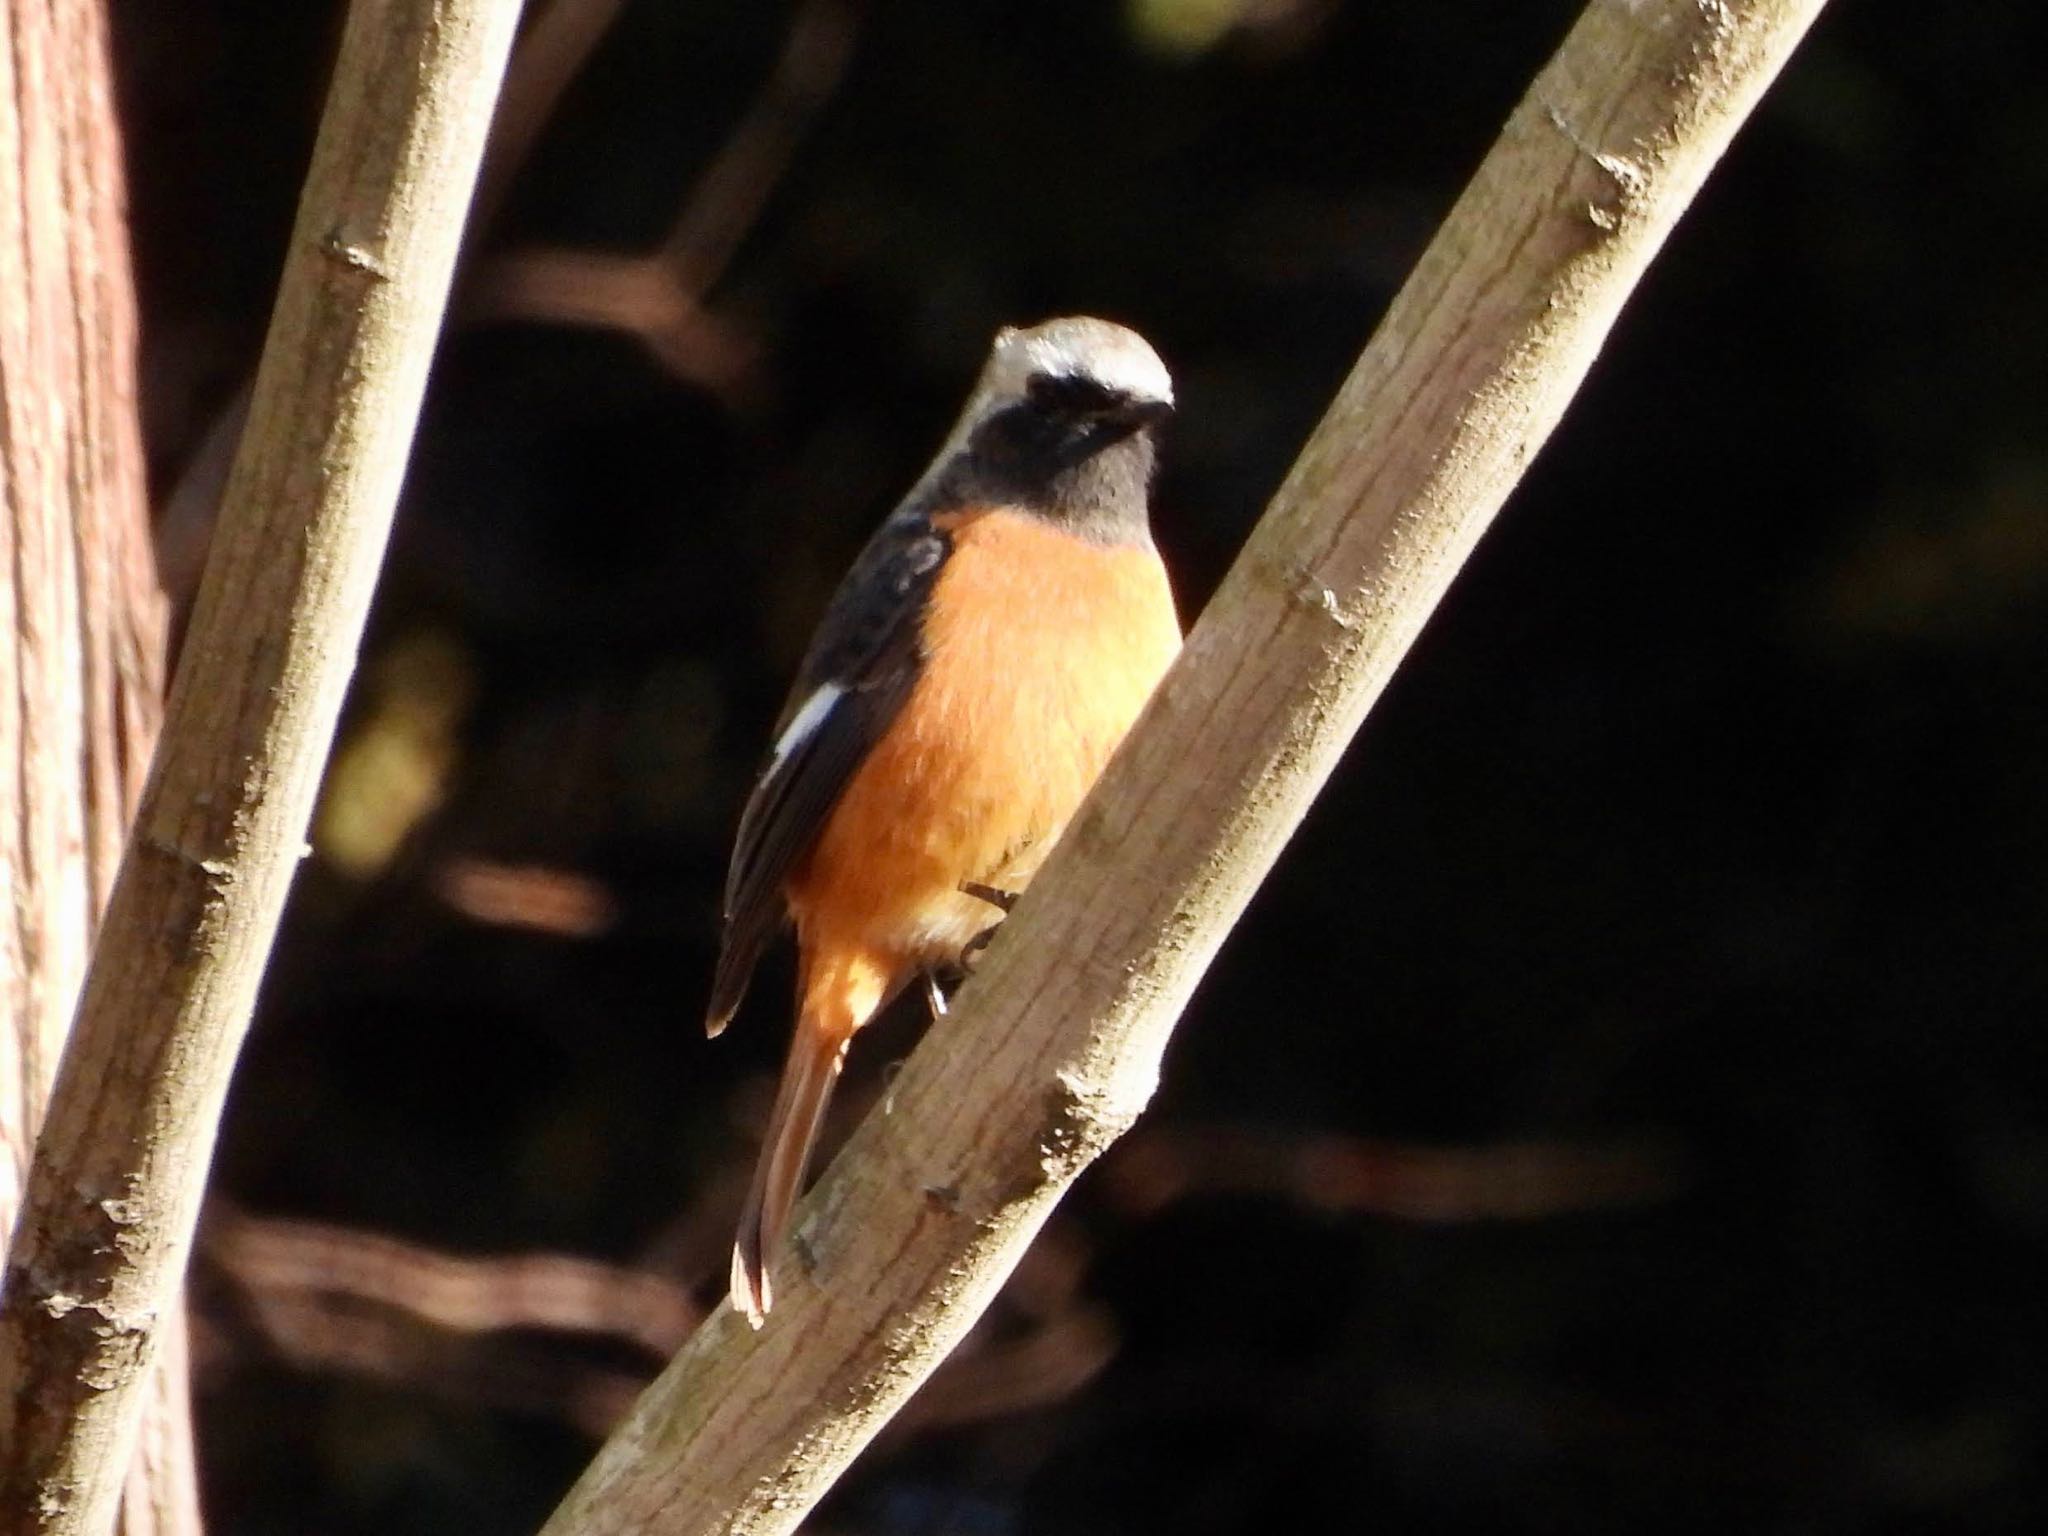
[704,936,757,1038]
[731,1021,846,1326]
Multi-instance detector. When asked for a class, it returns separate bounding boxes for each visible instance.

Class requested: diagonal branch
[0,3,523,1533]
[538,1,1830,1531]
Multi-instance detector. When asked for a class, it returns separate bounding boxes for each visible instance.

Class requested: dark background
[112,1,2047,1531]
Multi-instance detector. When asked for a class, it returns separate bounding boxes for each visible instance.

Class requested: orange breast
[787,509,1180,994]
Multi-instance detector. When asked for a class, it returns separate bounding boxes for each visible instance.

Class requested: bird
[706,316,1183,1325]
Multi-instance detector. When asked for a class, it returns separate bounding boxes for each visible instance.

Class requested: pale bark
[0,1,195,1531]
[0,2,520,1533]
[539,1,1831,1532]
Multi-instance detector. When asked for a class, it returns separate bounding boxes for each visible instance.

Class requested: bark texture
[538,2,1831,1533]
[0,2,520,1532]
[0,2,196,1531]
[1,0,162,1239]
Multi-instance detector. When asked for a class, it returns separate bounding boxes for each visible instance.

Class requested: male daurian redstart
[707,316,1182,1324]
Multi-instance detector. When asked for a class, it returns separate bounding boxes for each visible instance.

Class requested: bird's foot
[960,881,1018,913]
[957,882,1019,974]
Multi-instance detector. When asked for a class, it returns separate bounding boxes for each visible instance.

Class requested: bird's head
[924,316,1174,540]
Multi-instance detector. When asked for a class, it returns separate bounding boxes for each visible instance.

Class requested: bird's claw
[960,880,1018,913]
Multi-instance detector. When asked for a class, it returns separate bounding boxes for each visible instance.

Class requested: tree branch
[155,0,639,619]
[0,2,521,1532]
[538,1,1829,1531]
[1,1,192,1529]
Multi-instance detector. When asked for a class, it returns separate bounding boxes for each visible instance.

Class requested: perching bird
[707,316,1182,1324]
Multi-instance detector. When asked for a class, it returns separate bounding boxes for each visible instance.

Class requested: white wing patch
[768,681,844,774]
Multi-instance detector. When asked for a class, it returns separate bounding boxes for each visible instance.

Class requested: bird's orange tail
[731,1016,850,1327]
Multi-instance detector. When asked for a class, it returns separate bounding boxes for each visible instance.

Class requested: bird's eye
[1027,372,1121,418]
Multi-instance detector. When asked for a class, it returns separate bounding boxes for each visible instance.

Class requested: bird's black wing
[705,510,951,1033]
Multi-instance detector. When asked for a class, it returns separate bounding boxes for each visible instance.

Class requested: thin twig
[212,1280,657,1441]
[433,855,618,936]
[459,246,763,397]
[658,0,863,292]
[204,1206,697,1358]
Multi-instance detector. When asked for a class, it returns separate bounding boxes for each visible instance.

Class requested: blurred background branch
[157,0,864,617]
[464,0,863,395]
[186,1122,1667,1446]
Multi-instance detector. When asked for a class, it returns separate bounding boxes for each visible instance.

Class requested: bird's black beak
[1111,396,1174,431]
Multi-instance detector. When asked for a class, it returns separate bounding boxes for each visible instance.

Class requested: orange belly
[785,509,1180,1016]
